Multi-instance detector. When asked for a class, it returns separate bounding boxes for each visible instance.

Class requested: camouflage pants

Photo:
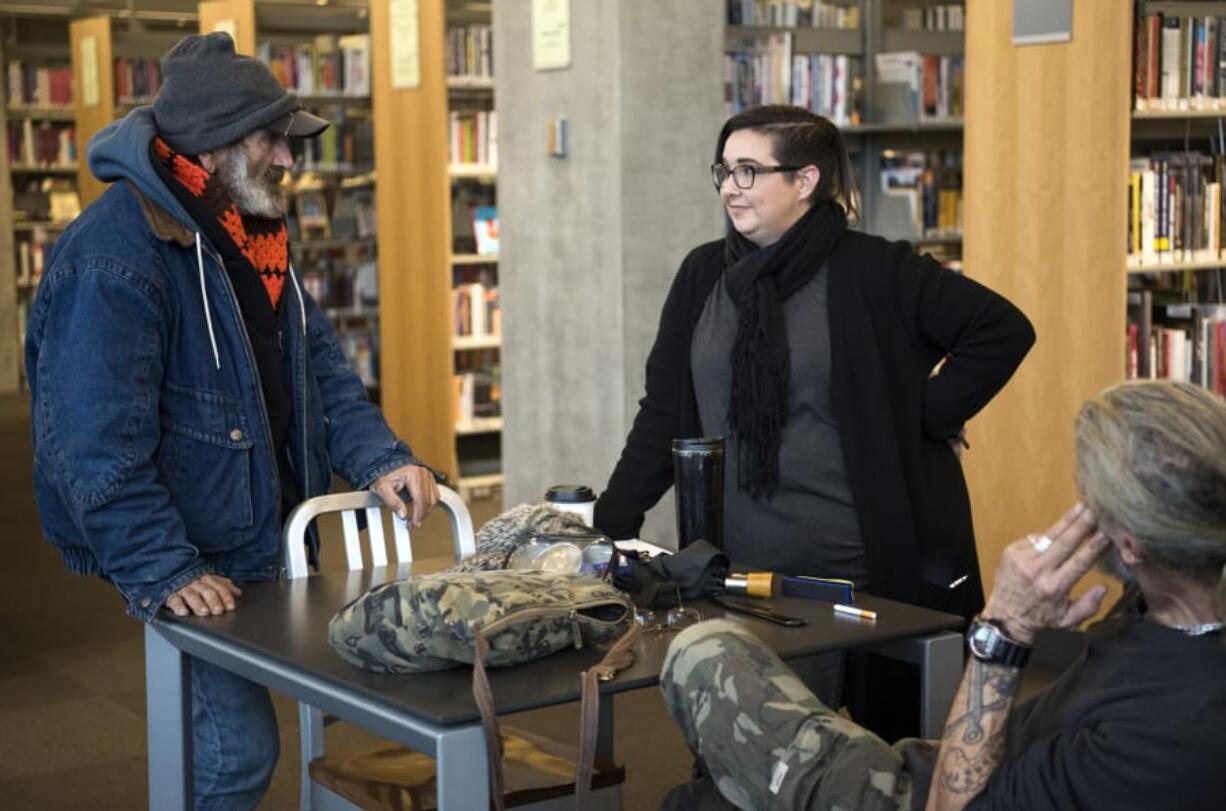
[660,619,934,811]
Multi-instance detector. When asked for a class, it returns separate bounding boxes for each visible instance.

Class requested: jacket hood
[88,106,197,234]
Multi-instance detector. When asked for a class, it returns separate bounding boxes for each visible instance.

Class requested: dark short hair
[715,105,858,221]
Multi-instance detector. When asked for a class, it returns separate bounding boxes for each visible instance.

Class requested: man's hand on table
[166,574,243,617]
[983,502,1111,644]
[372,464,440,528]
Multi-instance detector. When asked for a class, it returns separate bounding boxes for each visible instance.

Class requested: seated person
[659,380,1226,810]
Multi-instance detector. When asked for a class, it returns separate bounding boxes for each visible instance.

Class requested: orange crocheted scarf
[152,136,288,308]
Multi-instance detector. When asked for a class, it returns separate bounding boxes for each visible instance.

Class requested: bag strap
[472,617,641,811]
[574,624,641,809]
[472,633,505,811]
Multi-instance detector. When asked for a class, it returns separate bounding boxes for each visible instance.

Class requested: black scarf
[723,200,847,499]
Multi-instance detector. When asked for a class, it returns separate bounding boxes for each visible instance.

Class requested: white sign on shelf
[390,0,421,89]
[532,0,571,71]
[80,36,99,107]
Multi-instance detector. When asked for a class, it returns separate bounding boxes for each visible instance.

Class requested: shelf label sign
[80,36,99,107]
[532,0,570,71]
[390,0,421,90]
[1013,0,1072,47]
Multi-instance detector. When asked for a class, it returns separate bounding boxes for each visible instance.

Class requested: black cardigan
[594,231,1035,617]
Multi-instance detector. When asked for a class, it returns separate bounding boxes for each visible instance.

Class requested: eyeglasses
[634,587,703,632]
[711,162,804,191]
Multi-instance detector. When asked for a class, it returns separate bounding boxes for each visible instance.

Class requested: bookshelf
[1125,0,1226,392]
[0,15,78,393]
[726,0,966,262]
[253,4,382,398]
[445,1,500,494]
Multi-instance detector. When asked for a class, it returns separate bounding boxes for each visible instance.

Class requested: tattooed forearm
[925,659,1021,811]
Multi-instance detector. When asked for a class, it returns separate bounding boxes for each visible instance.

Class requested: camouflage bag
[328,570,634,673]
[328,570,640,811]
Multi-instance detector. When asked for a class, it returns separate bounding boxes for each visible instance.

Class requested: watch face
[968,621,1002,660]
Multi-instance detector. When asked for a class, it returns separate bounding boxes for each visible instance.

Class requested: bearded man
[25,32,438,809]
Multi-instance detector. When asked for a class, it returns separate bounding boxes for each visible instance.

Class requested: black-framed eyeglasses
[711,162,804,191]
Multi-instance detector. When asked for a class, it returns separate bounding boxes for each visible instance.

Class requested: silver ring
[1029,534,1053,555]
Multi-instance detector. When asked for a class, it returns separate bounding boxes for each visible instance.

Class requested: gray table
[144,561,963,810]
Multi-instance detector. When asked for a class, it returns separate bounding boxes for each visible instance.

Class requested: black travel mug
[672,437,725,550]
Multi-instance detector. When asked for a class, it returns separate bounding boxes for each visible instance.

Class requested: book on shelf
[1133,10,1226,111]
[6,61,73,108]
[727,0,860,29]
[259,34,371,97]
[447,24,493,79]
[8,119,76,167]
[448,110,497,166]
[113,58,161,105]
[471,206,499,256]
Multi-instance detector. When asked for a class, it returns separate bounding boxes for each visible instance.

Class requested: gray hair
[1074,381,1226,622]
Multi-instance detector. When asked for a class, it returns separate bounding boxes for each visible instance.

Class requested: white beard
[215,146,286,218]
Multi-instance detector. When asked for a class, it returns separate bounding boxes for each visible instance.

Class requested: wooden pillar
[70,16,114,208]
[199,0,257,56]
[960,4,1132,603]
[369,0,457,479]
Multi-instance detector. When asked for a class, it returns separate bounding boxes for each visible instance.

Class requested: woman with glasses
[593,104,1034,715]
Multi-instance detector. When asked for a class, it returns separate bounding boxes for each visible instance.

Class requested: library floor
[0,394,697,810]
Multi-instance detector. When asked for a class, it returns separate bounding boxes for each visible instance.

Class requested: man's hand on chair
[372,464,440,528]
[166,574,242,617]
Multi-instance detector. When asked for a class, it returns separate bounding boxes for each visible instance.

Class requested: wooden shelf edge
[451,253,498,265]
[455,417,502,435]
[453,335,501,351]
[1127,258,1226,274]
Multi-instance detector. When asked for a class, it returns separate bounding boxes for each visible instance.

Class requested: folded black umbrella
[607,540,729,609]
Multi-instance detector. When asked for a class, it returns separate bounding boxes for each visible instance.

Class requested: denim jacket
[26,109,423,621]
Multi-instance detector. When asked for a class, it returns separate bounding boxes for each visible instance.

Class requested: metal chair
[282,488,623,811]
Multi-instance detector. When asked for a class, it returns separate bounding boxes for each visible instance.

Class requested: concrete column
[495,0,724,544]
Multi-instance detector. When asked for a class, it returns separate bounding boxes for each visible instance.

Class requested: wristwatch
[966,616,1032,668]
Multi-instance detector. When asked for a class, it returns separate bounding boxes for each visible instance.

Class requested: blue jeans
[191,657,280,810]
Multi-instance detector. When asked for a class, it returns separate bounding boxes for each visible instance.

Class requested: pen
[832,603,877,621]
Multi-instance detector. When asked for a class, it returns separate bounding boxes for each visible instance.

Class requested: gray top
[691,267,869,586]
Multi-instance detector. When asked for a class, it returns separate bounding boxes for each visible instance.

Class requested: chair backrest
[282,486,476,579]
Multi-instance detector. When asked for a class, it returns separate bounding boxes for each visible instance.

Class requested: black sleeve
[594,254,698,539]
[896,249,1035,442]
[967,718,1216,811]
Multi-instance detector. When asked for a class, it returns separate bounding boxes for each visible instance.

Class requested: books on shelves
[447,24,493,79]
[453,369,501,425]
[448,110,498,166]
[899,5,964,32]
[259,34,371,97]
[1126,152,1226,266]
[453,282,501,340]
[113,58,161,105]
[1126,295,1226,393]
[471,206,499,256]
[1133,11,1226,112]
[878,149,962,238]
[300,111,375,170]
[874,51,963,123]
[8,120,76,168]
[726,31,794,109]
[727,1,860,29]
[6,61,73,108]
